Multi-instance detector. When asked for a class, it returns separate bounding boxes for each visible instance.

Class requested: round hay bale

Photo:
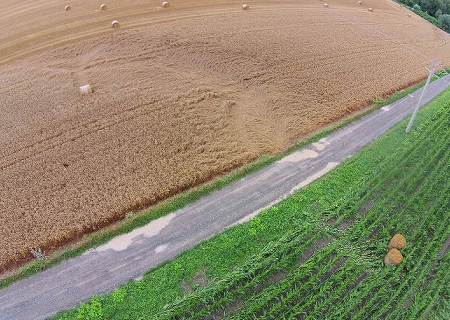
[368,7,373,11]
[64,5,71,11]
[100,4,107,10]
[323,3,329,7]
[111,20,120,28]
[388,234,406,249]
[162,1,169,7]
[384,248,403,266]
[242,4,249,10]
[79,84,93,95]
[358,1,362,4]
[407,13,411,17]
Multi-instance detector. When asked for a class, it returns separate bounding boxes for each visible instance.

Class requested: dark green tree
[439,13,450,30]
[419,0,447,15]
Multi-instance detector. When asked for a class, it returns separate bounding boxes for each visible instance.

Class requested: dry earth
[1,0,450,271]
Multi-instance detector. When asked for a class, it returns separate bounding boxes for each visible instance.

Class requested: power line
[405,61,441,133]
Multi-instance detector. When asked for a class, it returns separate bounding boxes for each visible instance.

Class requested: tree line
[398,0,450,31]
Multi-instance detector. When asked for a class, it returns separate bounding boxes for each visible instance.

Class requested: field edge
[0,71,445,290]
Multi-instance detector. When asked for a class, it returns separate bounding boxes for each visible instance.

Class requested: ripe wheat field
[1,0,450,271]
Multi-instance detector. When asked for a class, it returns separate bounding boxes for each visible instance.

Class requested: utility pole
[406,61,441,133]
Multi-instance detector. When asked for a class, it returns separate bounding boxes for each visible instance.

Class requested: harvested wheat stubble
[1,0,450,272]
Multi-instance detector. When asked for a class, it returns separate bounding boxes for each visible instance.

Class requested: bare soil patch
[297,236,332,267]
[358,200,375,217]
[439,233,450,258]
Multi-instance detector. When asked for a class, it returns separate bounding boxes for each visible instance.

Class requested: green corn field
[152,104,450,320]
[54,91,450,320]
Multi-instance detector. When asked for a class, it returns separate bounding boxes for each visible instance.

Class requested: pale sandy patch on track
[95,213,176,252]
[279,149,320,163]
[290,162,340,193]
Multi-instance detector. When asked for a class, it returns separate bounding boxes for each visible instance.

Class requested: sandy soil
[1,0,450,271]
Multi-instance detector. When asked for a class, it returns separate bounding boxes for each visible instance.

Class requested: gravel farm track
[2,0,450,272]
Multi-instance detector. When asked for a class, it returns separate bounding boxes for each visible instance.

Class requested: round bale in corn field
[388,233,406,249]
[384,248,403,266]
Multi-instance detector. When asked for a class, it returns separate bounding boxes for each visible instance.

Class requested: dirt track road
[1,74,449,320]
